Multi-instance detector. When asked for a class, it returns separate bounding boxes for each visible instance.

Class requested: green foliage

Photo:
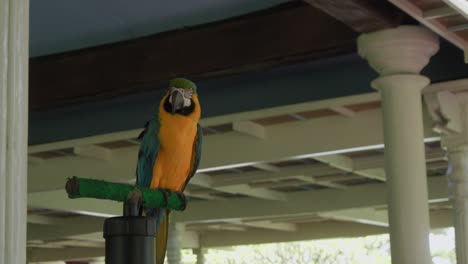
[202,235,391,264]
[179,229,456,264]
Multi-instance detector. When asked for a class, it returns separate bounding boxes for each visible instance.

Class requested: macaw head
[165,78,198,115]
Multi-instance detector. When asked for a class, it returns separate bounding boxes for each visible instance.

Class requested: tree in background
[202,234,391,264]
[182,228,455,264]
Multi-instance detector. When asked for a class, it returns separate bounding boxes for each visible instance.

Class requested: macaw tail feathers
[156,210,169,264]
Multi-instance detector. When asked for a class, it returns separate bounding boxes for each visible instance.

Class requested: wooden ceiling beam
[304,0,403,32]
[29,2,356,110]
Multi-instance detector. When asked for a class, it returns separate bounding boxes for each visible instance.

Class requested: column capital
[358,26,439,76]
[424,91,468,150]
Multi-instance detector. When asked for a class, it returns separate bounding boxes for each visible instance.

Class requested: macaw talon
[125,188,143,216]
[127,188,143,205]
[145,207,157,217]
[138,205,144,216]
[159,188,171,208]
[174,191,187,210]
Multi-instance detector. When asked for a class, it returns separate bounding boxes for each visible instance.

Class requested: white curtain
[0,0,29,263]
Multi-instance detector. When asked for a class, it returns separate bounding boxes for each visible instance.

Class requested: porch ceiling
[24,2,468,262]
[27,81,463,261]
[30,0,290,57]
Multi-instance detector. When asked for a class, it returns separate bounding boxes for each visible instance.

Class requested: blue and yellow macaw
[135,78,203,264]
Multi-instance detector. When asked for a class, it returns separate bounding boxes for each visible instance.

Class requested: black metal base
[104,216,157,264]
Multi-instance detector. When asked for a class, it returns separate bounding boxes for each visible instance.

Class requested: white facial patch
[183,97,191,107]
[169,87,193,108]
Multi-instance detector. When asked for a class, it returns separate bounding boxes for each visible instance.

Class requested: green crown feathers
[170,78,197,92]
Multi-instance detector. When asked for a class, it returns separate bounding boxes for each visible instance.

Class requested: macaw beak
[170,90,185,114]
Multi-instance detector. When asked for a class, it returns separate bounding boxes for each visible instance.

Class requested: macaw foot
[174,191,187,210]
[126,188,143,216]
[128,188,143,204]
[158,188,171,207]
[154,189,187,209]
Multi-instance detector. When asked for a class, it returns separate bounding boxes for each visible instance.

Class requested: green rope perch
[65,176,186,211]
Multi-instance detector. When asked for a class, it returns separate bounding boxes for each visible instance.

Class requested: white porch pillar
[0,0,29,263]
[425,91,468,263]
[193,248,206,264]
[447,143,468,264]
[166,220,184,264]
[358,26,439,264]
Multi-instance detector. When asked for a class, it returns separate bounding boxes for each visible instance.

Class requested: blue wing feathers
[135,117,166,232]
[136,117,160,188]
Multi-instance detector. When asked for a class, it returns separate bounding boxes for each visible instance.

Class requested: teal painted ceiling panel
[30,0,290,57]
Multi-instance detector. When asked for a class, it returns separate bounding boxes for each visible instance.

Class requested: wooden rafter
[29,2,356,110]
[304,0,403,32]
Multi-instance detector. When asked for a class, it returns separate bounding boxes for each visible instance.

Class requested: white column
[193,248,206,264]
[448,145,468,263]
[424,92,468,263]
[0,0,29,263]
[358,26,439,264]
[166,221,184,264]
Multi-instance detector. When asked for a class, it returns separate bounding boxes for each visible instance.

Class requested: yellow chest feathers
[150,94,201,190]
